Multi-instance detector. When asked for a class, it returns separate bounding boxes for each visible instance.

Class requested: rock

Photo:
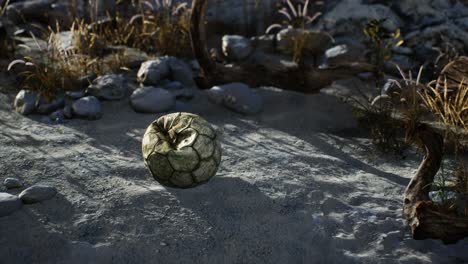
[276,28,334,57]
[86,74,128,100]
[72,96,102,120]
[130,87,176,113]
[14,90,38,115]
[36,95,65,115]
[222,35,254,61]
[49,110,65,123]
[396,0,457,24]
[168,57,195,86]
[324,42,366,66]
[0,193,22,217]
[137,57,171,86]
[251,34,276,53]
[161,80,184,91]
[66,90,86,100]
[19,185,57,204]
[63,105,73,119]
[324,0,402,36]
[206,83,263,115]
[161,81,195,100]
[3,178,22,189]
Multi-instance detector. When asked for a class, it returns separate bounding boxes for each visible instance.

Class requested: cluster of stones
[142,112,222,188]
[0,178,57,217]
[13,56,198,121]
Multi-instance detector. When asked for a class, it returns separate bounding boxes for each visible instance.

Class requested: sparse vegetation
[420,79,467,216]
[348,19,406,155]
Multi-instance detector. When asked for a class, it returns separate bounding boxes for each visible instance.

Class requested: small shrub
[363,18,404,85]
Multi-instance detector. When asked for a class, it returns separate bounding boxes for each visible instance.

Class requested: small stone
[72,96,102,120]
[4,178,22,189]
[160,242,168,247]
[14,89,38,115]
[130,87,176,113]
[86,74,128,101]
[0,193,22,217]
[222,35,253,61]
[19,185,57,204]
[49,110,65,123]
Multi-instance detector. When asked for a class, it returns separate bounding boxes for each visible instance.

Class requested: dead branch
[404,124,468,244]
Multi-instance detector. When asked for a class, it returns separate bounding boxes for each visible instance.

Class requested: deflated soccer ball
[142,112,222,188]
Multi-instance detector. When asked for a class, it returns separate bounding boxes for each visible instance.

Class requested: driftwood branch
[404,124,468,244]
[189,0,374,93]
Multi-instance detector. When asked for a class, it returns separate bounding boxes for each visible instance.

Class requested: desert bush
[93,0,192,57]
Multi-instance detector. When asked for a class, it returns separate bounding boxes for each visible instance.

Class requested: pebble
[19,185,57,204]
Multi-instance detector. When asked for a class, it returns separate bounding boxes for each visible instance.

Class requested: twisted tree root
[403,124,468,244]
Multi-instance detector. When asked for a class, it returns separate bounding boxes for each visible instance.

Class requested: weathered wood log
[404,124,468,244]
[189,0,374,93]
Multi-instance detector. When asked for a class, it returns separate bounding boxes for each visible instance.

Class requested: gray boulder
[0,193,22,217]
[72,96,102,120]
[3,178,23,189]
[14,90,38,115]
[161,81,194,100]
[130,87,176,113]
[222,35,254,61]
[19,185,57,204]
[168,57,195,86]
[206,82,263,115]
[137,57,171,85]
[86,74,128,100]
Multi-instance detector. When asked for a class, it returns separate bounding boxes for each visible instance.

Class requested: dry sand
[0,87,467,263]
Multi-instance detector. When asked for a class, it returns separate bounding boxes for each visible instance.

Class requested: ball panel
[193,158,218,183]
[142,131,160,160]
[190,119,215,139]
[174,128,198,149]
[193,135,215,159]
[147,153,174,180]
[167,147,200,172]
[170,172,193,188]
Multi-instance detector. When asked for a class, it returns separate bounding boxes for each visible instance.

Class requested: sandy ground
[0,87,467,264]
